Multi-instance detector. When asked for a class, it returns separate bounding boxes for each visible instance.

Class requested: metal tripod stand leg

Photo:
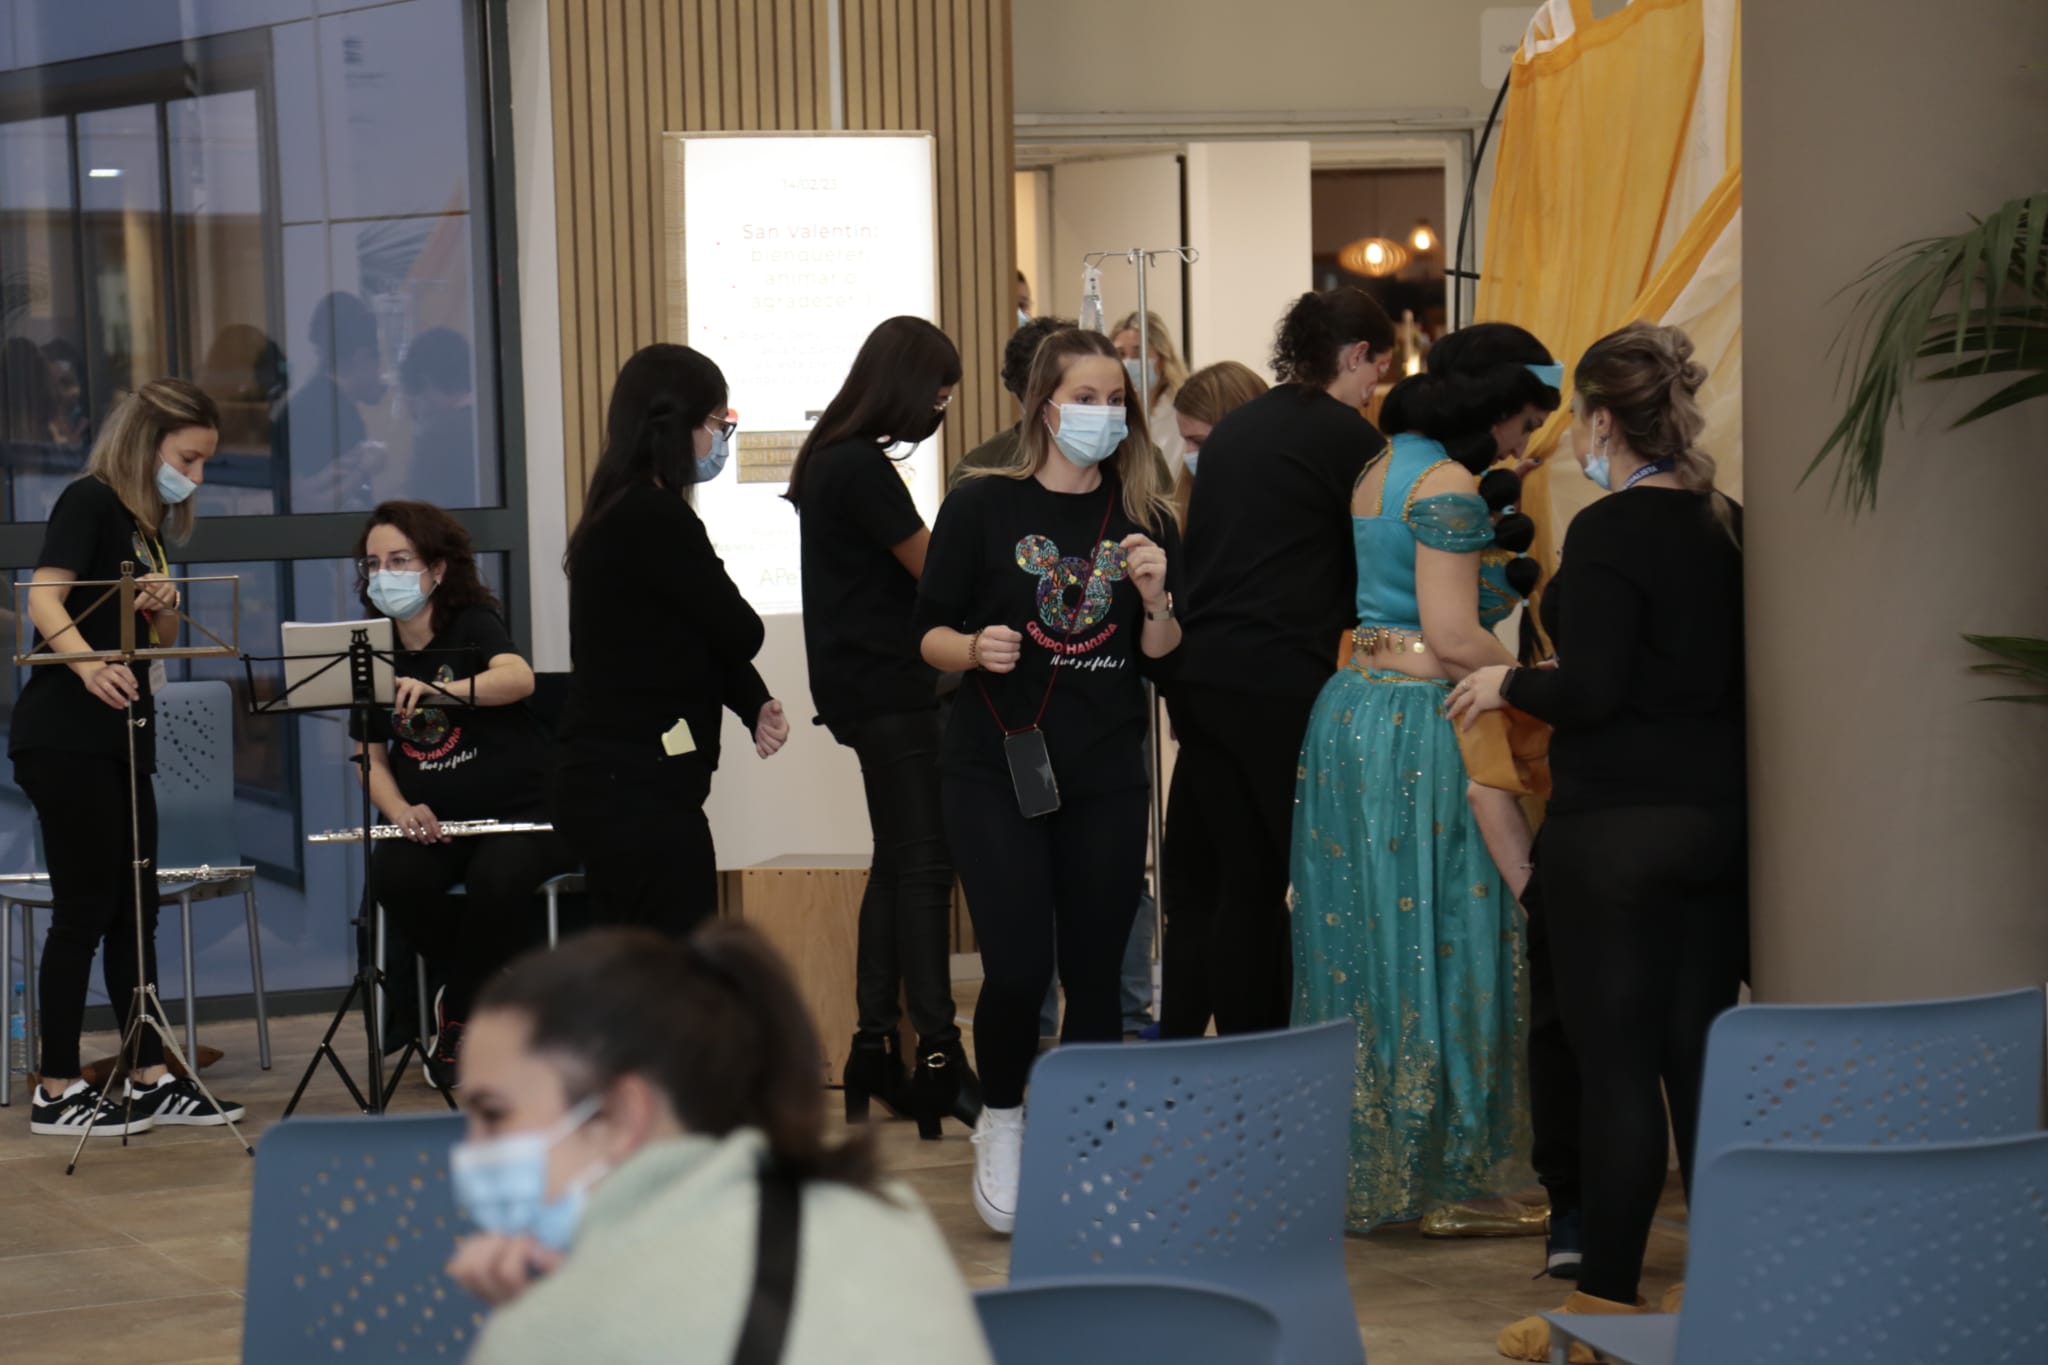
[68,694,251,1174]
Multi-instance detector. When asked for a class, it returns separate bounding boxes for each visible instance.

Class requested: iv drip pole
[1080,245,1198,1003]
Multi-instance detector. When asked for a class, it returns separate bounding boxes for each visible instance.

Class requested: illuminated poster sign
[671,133,941,615]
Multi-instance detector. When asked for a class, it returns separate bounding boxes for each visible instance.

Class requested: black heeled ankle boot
[843,1032,911,1124]
[910,1038,983,1140]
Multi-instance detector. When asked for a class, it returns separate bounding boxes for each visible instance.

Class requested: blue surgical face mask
[1048,403,1128,469]
[368,569,433,622]
[1016,307,1031,330]
[1183,448,1199,478]
[1582,450,1612,491]
[156,461,197,505]
[451,1097,607,1253]
[695,424,733,484]
[1121,357,1159,399]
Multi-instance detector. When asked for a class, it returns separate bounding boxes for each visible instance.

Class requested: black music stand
[246,625,471,1117]
[11,563,248,1174]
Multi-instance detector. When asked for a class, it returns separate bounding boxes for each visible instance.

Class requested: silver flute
[0,866,256,883]
[308,819,556,844]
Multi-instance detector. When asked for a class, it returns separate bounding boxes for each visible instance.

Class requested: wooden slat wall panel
[551,0,1014,520]
[842,0,1014,475]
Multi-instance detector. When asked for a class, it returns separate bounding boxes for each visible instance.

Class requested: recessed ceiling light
[87,167,122,178]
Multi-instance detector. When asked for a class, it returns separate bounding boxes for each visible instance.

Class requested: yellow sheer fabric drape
[1478,0,1744,572]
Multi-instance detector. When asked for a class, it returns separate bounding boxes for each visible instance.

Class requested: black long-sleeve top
[559,484,770,771]
[1506,487,1745,813]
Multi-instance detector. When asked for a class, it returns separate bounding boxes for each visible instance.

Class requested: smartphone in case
[1003,727,1061,819]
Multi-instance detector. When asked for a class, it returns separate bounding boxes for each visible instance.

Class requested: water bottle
[8,982,24,1073]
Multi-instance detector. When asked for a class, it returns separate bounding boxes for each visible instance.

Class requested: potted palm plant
[1808,192,2047,699]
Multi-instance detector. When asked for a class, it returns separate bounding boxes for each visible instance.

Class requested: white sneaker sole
[148,1104,246,1127]
[31,1113,155,1137]
[973,1175,1017,1235]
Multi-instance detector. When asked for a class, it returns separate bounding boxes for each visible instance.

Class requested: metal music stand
[12,562,247,1174]
[245,622,472,1117]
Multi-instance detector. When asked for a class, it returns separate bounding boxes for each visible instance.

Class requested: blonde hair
[960,328,1178,534]
[1173,360,1268,426]
[1110,310,1189,397]
[1574,321,1734,537]
[84,378,220,544]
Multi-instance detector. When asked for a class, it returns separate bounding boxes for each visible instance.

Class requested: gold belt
[1352,625,1427,656]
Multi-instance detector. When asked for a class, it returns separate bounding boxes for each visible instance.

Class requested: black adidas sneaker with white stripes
[127,1074,246,1126]
[29,1080,154,1137]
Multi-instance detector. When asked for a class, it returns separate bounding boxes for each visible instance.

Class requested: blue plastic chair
[154,680,271,1071]
[0,849,56,1108]
[1693,988,2044,1162]
[1549,1133,2048,1365]
[241,1113,485,1364]
[975,1277,1282,1365]
[1009,1021,1361,1365]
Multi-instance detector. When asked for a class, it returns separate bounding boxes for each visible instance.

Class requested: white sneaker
[971,1105,1025,1234]
[29,1079,153,1137]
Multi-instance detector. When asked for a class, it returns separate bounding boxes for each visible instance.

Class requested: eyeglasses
[357,552,422,577]
[707,415,738,440]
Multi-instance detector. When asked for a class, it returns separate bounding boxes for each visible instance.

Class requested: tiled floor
[0,1012,1687,1364]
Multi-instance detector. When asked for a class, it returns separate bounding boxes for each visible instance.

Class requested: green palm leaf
[1807,193,2048,514]
[1963,633,2048,705]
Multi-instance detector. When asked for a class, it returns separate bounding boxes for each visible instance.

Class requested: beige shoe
[1659,1282,1684,1313]
[1498,1291,1646,1363]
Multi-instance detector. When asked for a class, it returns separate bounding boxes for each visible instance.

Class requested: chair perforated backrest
[241,1113,485,1363]
[1694,989,2045,1162]
[153,679,240,869]
[975,1277,1282,1365]
[1009,1022,1361,1365]
[1677,1134,2048,1364]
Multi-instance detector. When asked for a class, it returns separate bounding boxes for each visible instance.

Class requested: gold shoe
[1497,1291,1646,1363]
[1659,1282,1684,1313]
[1420,1196,1551,1238]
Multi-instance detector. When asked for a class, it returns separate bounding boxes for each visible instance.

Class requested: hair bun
[1478,468,1522,512]
[1505,556,1541,599]
[1492,511,1536,555]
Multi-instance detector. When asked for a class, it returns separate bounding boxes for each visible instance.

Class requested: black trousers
[839,710,958,1045]
[945,777,1148,1109]
[1158,683,1316,1037]
[371,827,580,1020]
[1541,803,1748,1304]
[15,751,164,1080]
[549,751,717,937]
[1521,859,1582,1218]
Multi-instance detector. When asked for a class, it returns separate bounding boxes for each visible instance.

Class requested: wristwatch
[1145,593,1175,623]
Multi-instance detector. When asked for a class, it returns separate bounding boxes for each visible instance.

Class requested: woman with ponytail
[450,925,993,1364]
[1447,323,1746,1358]
[15,380,247,1136]
[553,345,790,934]
[1291,322,1561,1232]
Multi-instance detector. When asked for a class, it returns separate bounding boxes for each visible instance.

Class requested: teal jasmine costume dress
[1290,431,1530,1232]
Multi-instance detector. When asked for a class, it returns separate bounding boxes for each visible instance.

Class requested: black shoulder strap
[730,1165,803,1365]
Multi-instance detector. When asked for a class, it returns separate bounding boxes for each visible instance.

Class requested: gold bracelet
[967,628,982,670]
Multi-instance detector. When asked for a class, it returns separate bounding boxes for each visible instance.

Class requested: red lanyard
[975,488,1117,737]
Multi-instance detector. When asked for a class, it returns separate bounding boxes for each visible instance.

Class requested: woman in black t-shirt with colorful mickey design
[915,328,1183,1235]
[351,501,576,1090]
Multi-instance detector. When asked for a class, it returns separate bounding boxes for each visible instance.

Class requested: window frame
[0,2,533,890]
[0,3,530,635]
